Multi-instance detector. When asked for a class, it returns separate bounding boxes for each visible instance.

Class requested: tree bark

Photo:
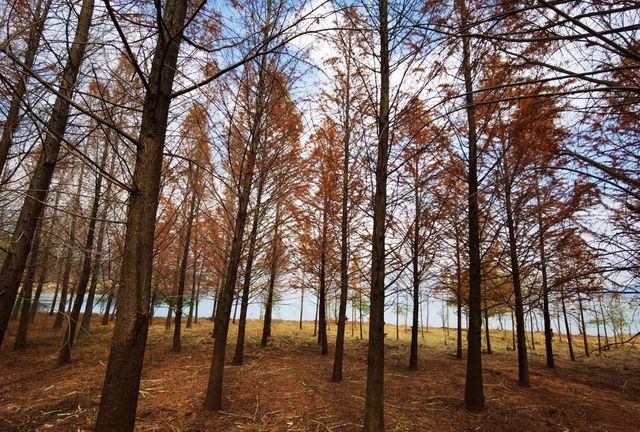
[561,287,576,361]
[364,0,389,428]
[333,34,352,381]
[503,173,530,386]
[409,163,420,370]
[458,0,485,412]
[536,192,555,368]
[95,0,188,427]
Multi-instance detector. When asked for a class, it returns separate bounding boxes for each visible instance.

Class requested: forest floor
[0,315,639,432]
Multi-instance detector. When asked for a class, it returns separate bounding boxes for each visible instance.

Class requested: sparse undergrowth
[1,315,639,431]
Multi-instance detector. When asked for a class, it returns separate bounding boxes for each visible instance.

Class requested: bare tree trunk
[455,230,463,360]
[59,141,109,365]
[0,0,94,346]
[318,194,329,355]
[536,193,555,367]
[333,35,352,381]
[101,291,113,326]
[484,303,492,355]
[561,287,575,361]
[365,0,389,428]
[299,287,304,330]
[204,38,268,411]
[232,176,264,365]
[186,253,199,329]
[578,293,589,357]
[503,173,530,387]
[54,164,87,330]
[261,204,281,347]
[599,298,609,350]
[457,0,484,412]
[95,0,188,427]
[81,148,116,334]
[14,216,44,349]
[409,167,420,370]
[0,0,52,176]
[172,182,198,353]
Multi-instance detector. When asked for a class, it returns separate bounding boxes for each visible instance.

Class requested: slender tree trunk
[594,304,602,353]
[101,291,113,326]
[484,303,492,355]
[232,176,264,365]
[54,164,87,330]
[172,182,198,353]
[59,142,108,365]
[333,37,352,381]
[186,254,199,329]
[561,287,575,361]
[457,0,485,412]
[81,148,115,334]
[95,0,189,427]
[318,200,329,355]
[0,0,93,346]
[599,298,609,350]
[409,168,420,370]
[204,20,269,407]
[455,230,463,360]
[503,173,530,387]
[299,287,304,330]
[578,293,589,357]
[536,196,555,367]
[0,0,52,176]
[14,216,45,349]
[261,205,281,347]
[364,0,389,428]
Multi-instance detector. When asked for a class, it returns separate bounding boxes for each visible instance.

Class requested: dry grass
[0,315,639,431]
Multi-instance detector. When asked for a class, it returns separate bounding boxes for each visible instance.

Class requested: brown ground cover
[1,316,638,431]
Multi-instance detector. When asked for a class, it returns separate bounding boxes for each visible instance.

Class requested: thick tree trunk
[232,176,264,365]
[458,0,485,412]
[0,0,52,176]
[0,0,93,346]
[95,0,188,428]
[364,0,389,428]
